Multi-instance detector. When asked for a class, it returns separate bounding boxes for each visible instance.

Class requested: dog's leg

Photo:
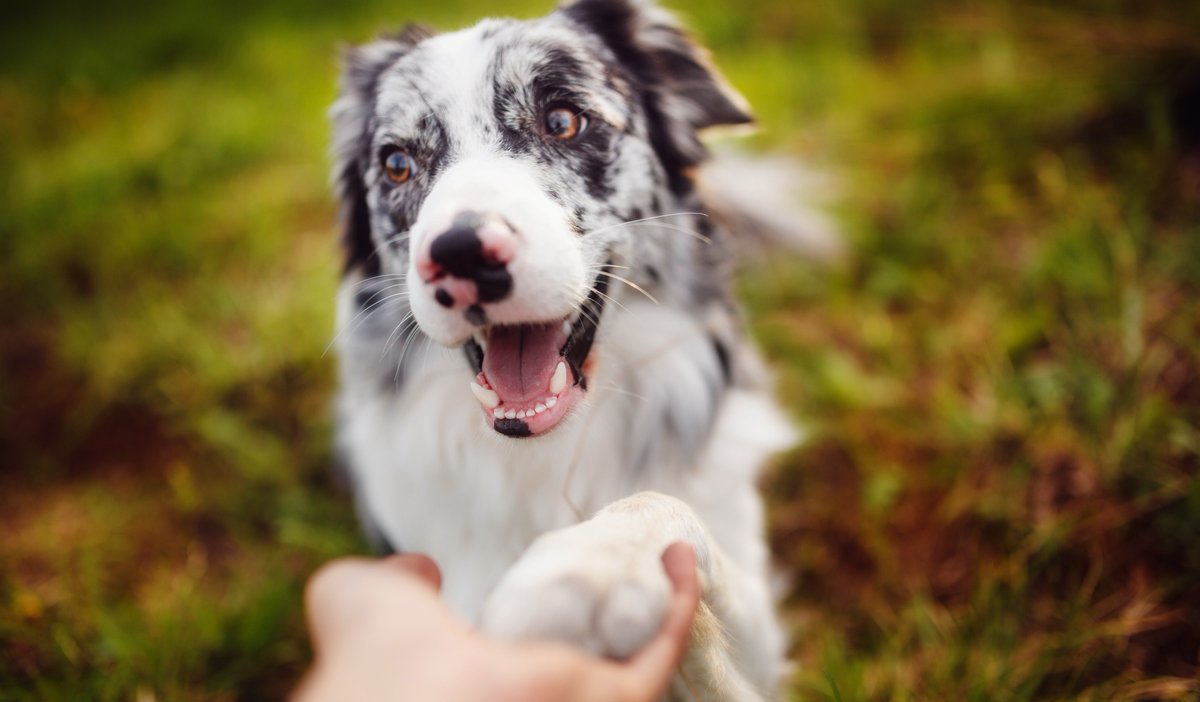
[480,492,781,701]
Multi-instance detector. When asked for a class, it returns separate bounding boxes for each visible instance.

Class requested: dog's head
[332,0,750,438]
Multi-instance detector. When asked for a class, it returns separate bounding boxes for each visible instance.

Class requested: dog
[330,0,810,698]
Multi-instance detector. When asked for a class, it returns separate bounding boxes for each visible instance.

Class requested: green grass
[2,0,1199,699]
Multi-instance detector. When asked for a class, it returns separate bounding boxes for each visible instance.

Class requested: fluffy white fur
[337,287,794,699]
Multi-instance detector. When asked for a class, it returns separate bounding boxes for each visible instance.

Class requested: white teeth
[550,361,567,395]
[470,381,499,409]
[473,331,487,350]
[492,398,557,422]
[489,393,565,423]
[562,321,572,336]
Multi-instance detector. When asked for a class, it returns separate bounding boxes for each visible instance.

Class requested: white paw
[479,525,672,659]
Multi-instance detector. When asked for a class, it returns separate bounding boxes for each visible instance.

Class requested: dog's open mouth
[463,272,608,437]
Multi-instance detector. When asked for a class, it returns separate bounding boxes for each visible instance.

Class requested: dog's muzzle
[411,205,604,438]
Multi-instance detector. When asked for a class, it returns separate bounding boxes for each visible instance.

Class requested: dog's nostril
[475,267,513,303]
[427,216,515,304]
[430,224,490,278]
[435,289,455,308]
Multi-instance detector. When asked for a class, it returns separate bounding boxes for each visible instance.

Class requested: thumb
[621,542,700,694]
[381,553,443,591]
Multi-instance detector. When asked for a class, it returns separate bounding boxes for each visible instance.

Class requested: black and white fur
[331,1,800,698]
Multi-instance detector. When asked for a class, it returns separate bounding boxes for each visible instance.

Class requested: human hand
[295,543,700,702]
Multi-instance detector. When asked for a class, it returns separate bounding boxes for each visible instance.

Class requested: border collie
[330,1,816,697]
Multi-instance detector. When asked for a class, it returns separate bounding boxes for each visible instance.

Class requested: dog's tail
[698,149,842,262]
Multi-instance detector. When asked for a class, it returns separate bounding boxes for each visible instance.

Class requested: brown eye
[382,148,415,184]
[544,106,586,140]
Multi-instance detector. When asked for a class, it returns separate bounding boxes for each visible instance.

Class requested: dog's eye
[543,106,587,140]
[381,147,416,184]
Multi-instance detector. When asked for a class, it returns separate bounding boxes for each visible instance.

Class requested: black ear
[331,25,435,276]
[560,0,753,183]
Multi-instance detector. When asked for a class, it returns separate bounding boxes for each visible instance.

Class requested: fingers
[618,542,701,698]
[305,557,378,654]
[298,554,469,702]
[304,553,446,655]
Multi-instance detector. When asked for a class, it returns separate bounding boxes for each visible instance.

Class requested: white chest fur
[336,300,794,620]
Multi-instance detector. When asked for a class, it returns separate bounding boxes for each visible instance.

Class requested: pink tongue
[483,322,568,404]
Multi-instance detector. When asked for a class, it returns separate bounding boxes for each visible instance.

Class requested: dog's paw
[479,526,672,659]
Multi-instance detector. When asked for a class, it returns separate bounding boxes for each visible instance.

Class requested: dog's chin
[460,272,609,439]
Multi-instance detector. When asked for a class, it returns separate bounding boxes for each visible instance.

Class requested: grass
[2,0,1198,699]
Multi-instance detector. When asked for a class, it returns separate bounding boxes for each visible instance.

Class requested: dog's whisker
[394,314,423,361]
[594,270,658,305]
[393,317,425,385]
[413,333,437,378]
[595,381,648,404]
[324,291,412,358]
[388,314,422,357]
[628,221,712,244]
[349,284,409,302]
[583,211,709,238]
[381,310,417,359]
[353,271,408,282]
[372,234,409,259]
[581,262,632,277]
[359,233,411,268]
[573,305,601,331]
[351,291,411,321]
[349,274,407,291]
[546,277,591,311]
[587,285,628,315]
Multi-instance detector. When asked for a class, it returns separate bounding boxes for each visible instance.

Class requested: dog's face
[333,0,751,438]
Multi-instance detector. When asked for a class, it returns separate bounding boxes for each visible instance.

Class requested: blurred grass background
[2,0,1199,699]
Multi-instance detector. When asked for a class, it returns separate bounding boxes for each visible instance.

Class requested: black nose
[429,218,513,303]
